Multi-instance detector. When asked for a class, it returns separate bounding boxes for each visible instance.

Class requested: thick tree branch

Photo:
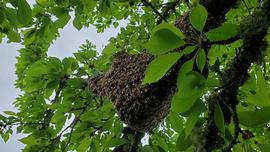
[203,0,270,150]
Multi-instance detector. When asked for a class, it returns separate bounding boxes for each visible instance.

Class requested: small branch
[112,127,144,152]
[222,105,240,152]
[141,0,168,23]
[61,101,91,151]
[209,36,241,45]
[159,0,182,23]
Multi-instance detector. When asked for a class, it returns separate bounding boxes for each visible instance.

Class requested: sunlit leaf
[172,71,206,113]
[196,48,206,72]
[238,106,270,127]
[17,0,32,25]
[108,138,129,147]
[143,52,183,84]
[146,22,185,55]
[189,4,208,32]
[175,131,192,151]
[214,104,225,134]
[206,24,239,42]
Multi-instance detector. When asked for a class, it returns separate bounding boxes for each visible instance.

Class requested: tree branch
[202,0,270,150]
[141,0,168,23]
[112,127,144,152]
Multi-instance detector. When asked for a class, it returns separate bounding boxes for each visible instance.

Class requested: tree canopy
[1,0,270,151]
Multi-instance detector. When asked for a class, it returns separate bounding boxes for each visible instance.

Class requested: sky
[0,2,125,150]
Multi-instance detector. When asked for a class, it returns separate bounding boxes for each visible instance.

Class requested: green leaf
[196,48,206,72]
[5,7,20,28]
[185,100,205,136]
[214,104,225,134]
[19,134,39,145]
[3,111,17,116]
[244,68,270,107]
[143,52,183,84]
[7,30,21,42]
[55,13,71,29]
[26,61,49,77]
[0,10,5,24]
[177,59,194,86]
[175,131,192,151]
[73,15,83,30]
[260,144,270,152]
[17,0,32,25]
[102,43,118,56]
[141,145,154,152]
[77,137,91,152]
[36,0,52,7]
[51,110,65,124]
[172,71,206,113]
[146,22,185,55]
[183,46,196,55]
[108,138,129,147]
[189,4,208,32]
[206,24,239,42]
[1,132,10,143]
[238,106,270,127]
[168,111,184,133]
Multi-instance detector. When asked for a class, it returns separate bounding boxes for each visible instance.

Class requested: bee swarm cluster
[89,51,178,132]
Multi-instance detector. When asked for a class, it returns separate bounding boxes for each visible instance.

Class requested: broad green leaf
[24,77,44,92]
[179,99,204,117]
[244,68,270,107]
[146,22,185,55]
[185,100,205,136]
[108,138,129,147]
[189,4,208,32]
[0,10,4,24]
[143,52,183,84]
[167,111,184,133]
[196,48,206,72]
[55,13,71,29]
[175,131,192,151]
[206,24,239,42]
[73,15,83,30]
[7,31,21,42]
[3,111,16,116]
[1,132,10,143]
[183,46,196,55]
[260,144,270,152]
[17,0,32,25]
[141,145,154,152]
[214,104,225,134]
[153,132,169,151]
[5,7,20,28]
[172,71,206,113]
[36,0,52,7]
[238,106,270,127]
[177,59,194,86]
[77,137,91,152]
[19,134,39,145]
[51,110,65,124]
[206,76,220,88]
[26,61,49,77]
[62,57,78,75]
[102,43,118,56]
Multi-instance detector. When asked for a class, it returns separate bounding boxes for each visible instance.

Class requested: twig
[141,0,168,22]
[61,101,91,151]
[112,127,144,152]
[158,0,182,23]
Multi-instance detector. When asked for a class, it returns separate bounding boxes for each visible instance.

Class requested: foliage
[1,0,270,152]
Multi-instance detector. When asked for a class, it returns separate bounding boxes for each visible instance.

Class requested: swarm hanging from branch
[89,51,179,132]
